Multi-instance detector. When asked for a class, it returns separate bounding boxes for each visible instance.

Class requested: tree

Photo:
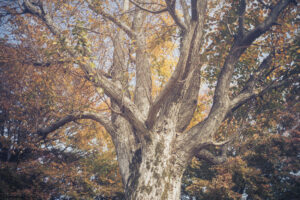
[0,40,123,199]
[1,0,298,199]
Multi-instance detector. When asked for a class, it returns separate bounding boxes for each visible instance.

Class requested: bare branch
[230,74,299,112]
[86,0,136,38]
[174,1,208,132]
[165,0,187,30]
[36,112,115,139]
[229,53,275,110]
[129,0,168,14]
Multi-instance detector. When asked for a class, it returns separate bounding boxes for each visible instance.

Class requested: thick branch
[104,1,139,186]
[36,112,115,139]
[176,63,201,132]
[131,7,153,117]
[147,1,207,129]
[240,0,292,47]
[146,25,198,128]
[174,0,207,131]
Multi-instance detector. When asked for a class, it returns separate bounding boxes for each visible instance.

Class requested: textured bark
[125,144,185,200]
[125,112,186,200]
[19,0,296,199]
[133,9,152,116]
[111,29,137,186]
[109,0,139,186]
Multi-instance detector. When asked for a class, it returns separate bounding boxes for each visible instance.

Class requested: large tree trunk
[115,107,188,199]
[126,158,184,200]
[123,129,186,200]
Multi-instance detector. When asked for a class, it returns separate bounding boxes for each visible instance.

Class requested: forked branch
[22,0,147,133]
[146,27,198,128]
[213,0,293,109]
[146,0,207,129]
[176,0,295,158]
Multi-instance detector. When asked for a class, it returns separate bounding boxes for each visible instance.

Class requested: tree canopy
[0,0,299,199]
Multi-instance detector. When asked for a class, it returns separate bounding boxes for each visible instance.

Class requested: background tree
[0,40,123,199]
[182,83,300,200]
[0,0,298,199]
